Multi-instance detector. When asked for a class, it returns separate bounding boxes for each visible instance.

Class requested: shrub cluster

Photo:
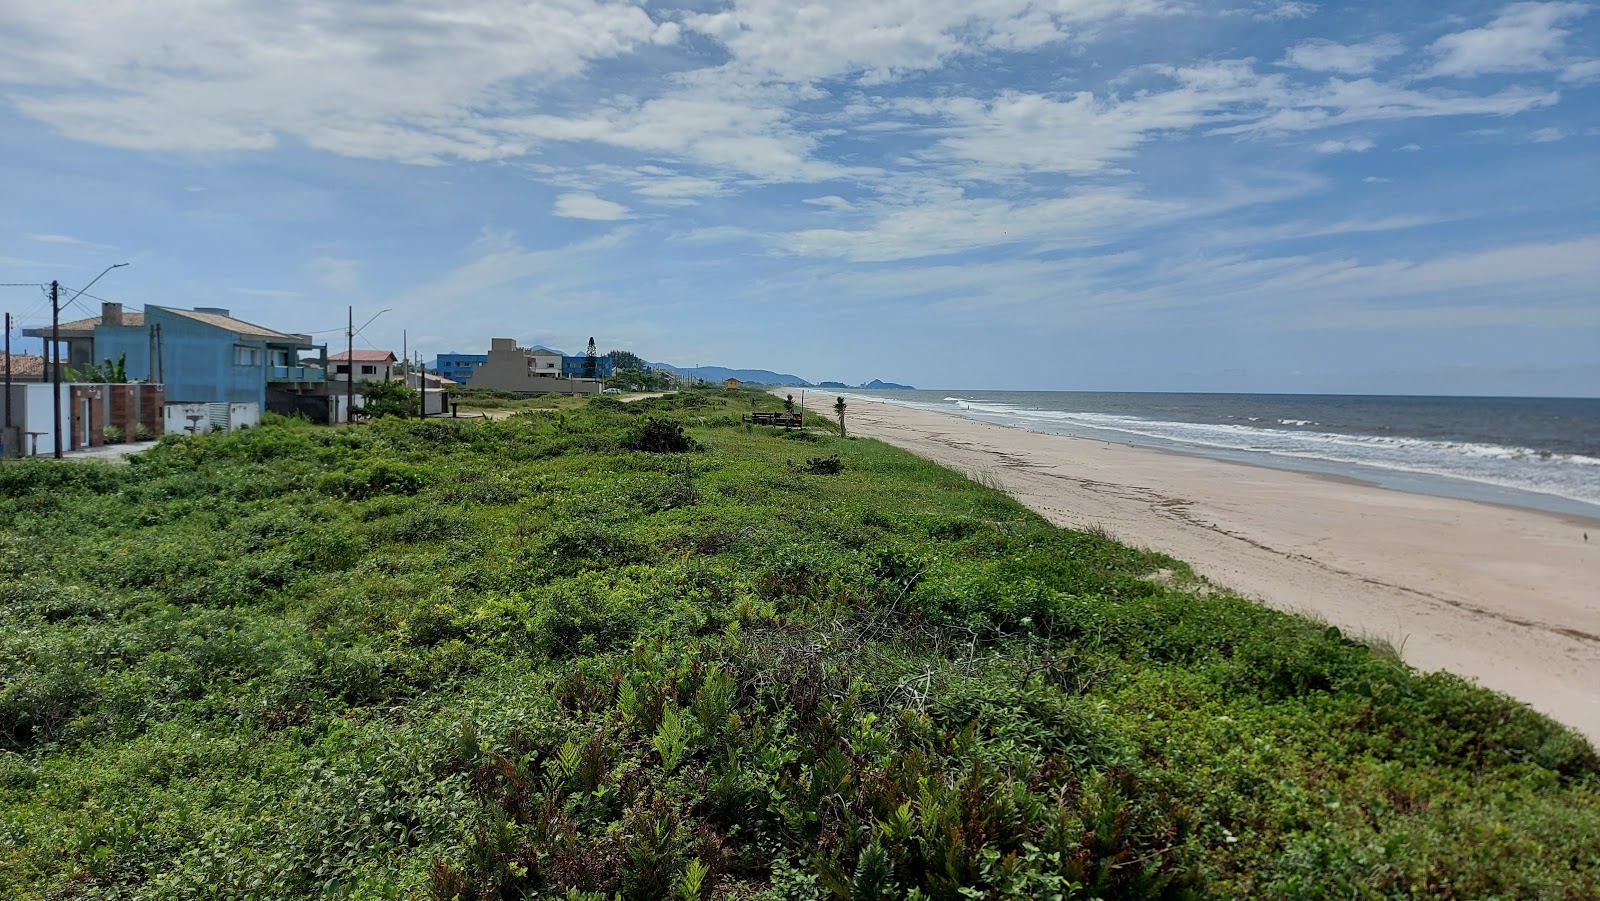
[0,389,1594,900]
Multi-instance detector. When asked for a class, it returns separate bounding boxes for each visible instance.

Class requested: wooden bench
[743,412,803,428]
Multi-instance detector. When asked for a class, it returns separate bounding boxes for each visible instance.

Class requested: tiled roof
[160,307,301,342]
[0,354,46,378]
[330,349,397,362]
[36,311,146,334]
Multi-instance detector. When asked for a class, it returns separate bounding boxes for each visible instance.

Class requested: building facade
[431,353,488,385]
[25,303,326,408]
[471,338,601,395]
[560,354,615,379]
[329,350,398,384]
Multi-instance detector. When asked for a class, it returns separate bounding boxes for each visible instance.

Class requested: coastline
[820,392,1600,741]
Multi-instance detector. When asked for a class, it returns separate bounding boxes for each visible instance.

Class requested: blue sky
[1,0,1596,393]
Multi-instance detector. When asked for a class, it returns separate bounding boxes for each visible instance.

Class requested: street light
[346,306,391,424]
[52,262,129,458]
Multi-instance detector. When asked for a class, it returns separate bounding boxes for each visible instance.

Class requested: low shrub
[802,454,843,474]
[624,418,699,453]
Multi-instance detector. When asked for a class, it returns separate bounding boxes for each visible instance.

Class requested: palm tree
[834,396,847,437]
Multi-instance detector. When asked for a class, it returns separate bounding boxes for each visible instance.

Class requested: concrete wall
[0,384,152,454]
[2,384,72,455]
[166,403,215,436]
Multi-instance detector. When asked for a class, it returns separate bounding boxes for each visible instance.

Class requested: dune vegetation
[1,389,1596,900]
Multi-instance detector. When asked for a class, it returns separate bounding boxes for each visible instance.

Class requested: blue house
[28,302,325,406]
[431,353,488,385]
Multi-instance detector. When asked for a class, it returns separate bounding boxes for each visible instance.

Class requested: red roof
[329,350,397,363]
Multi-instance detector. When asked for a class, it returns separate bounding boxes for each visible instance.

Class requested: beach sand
[824,394,1600,741]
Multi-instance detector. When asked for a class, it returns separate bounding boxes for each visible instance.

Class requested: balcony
[268,365,323,384]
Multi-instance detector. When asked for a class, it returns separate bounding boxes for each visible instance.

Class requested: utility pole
[51,280,62,458]
[154,324,164,384]
[4,312,12,431]
[346,305,354,426]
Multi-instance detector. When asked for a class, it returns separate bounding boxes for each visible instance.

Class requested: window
[335,364,349,374]
[360,365,377,375]
[234,345,260,366]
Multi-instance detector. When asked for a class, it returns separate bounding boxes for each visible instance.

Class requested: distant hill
[649,362,812,387]
[815,379,918,390]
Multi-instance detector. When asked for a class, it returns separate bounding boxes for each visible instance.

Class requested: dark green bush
[623,418,698,453]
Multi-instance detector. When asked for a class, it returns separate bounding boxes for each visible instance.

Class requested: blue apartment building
[431,353,488,385]
[560,355,614,378]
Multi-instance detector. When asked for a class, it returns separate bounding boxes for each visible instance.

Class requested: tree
[784,394,795,413]
[65,353,128,383]
[360,379,418,419]
[834,396,847,437]
[608,349,644,372]
[583,337,598,380]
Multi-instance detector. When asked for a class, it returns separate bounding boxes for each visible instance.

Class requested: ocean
[838,390,1600,519]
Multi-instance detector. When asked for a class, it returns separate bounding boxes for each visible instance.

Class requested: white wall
[229,403,260,429]
[19,382,69,454]
[166,403,214,436]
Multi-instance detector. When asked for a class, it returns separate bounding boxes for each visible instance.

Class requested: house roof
[158,307,302,342]
[329,349,398,363]
[0,353,46,378]
[31,311,146,336]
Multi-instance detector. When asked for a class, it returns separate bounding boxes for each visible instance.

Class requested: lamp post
[346,307,391,424]
[53,262,128,458]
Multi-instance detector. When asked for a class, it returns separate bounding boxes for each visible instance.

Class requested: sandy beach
[824,394,1600,741]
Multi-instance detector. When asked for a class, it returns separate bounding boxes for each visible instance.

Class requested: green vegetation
[361,380,421,419]
[65,353,129,384]
[1,388,1596,899]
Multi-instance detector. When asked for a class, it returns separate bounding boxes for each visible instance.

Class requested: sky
[1,0,1597,394]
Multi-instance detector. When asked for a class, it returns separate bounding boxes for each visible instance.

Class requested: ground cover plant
[0,388,1596,900]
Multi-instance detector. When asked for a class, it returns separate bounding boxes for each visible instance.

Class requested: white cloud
[1399,143,1424,151]
[679,0,1176,84]
[1314,137,1375,153]
[0,0,679,160]
[781,187,1182,261]
[1254,1,1317,21]
[1561,58,1600,81]
[1529,126,1568,141]
[1282,37,1404,74]
[1427,1,1591,78]
[26,233,113,249]
[554,193,633,220]
[309,257,362,293]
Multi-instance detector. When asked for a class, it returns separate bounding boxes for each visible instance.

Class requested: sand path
[830,395,1600,741]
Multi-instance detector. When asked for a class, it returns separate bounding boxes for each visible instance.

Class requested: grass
[0,387,1595,900]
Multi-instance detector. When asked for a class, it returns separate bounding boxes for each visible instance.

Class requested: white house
[329,350,398,384]
[527,348,563,377]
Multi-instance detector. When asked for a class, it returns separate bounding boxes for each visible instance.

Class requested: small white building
[527,348,563,377]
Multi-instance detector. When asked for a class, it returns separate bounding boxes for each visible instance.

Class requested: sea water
[839,390,1600,519]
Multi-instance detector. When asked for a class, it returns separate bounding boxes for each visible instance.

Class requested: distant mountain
[649,362,812,387]
[817,381,849,389]
[861,379,916,390]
